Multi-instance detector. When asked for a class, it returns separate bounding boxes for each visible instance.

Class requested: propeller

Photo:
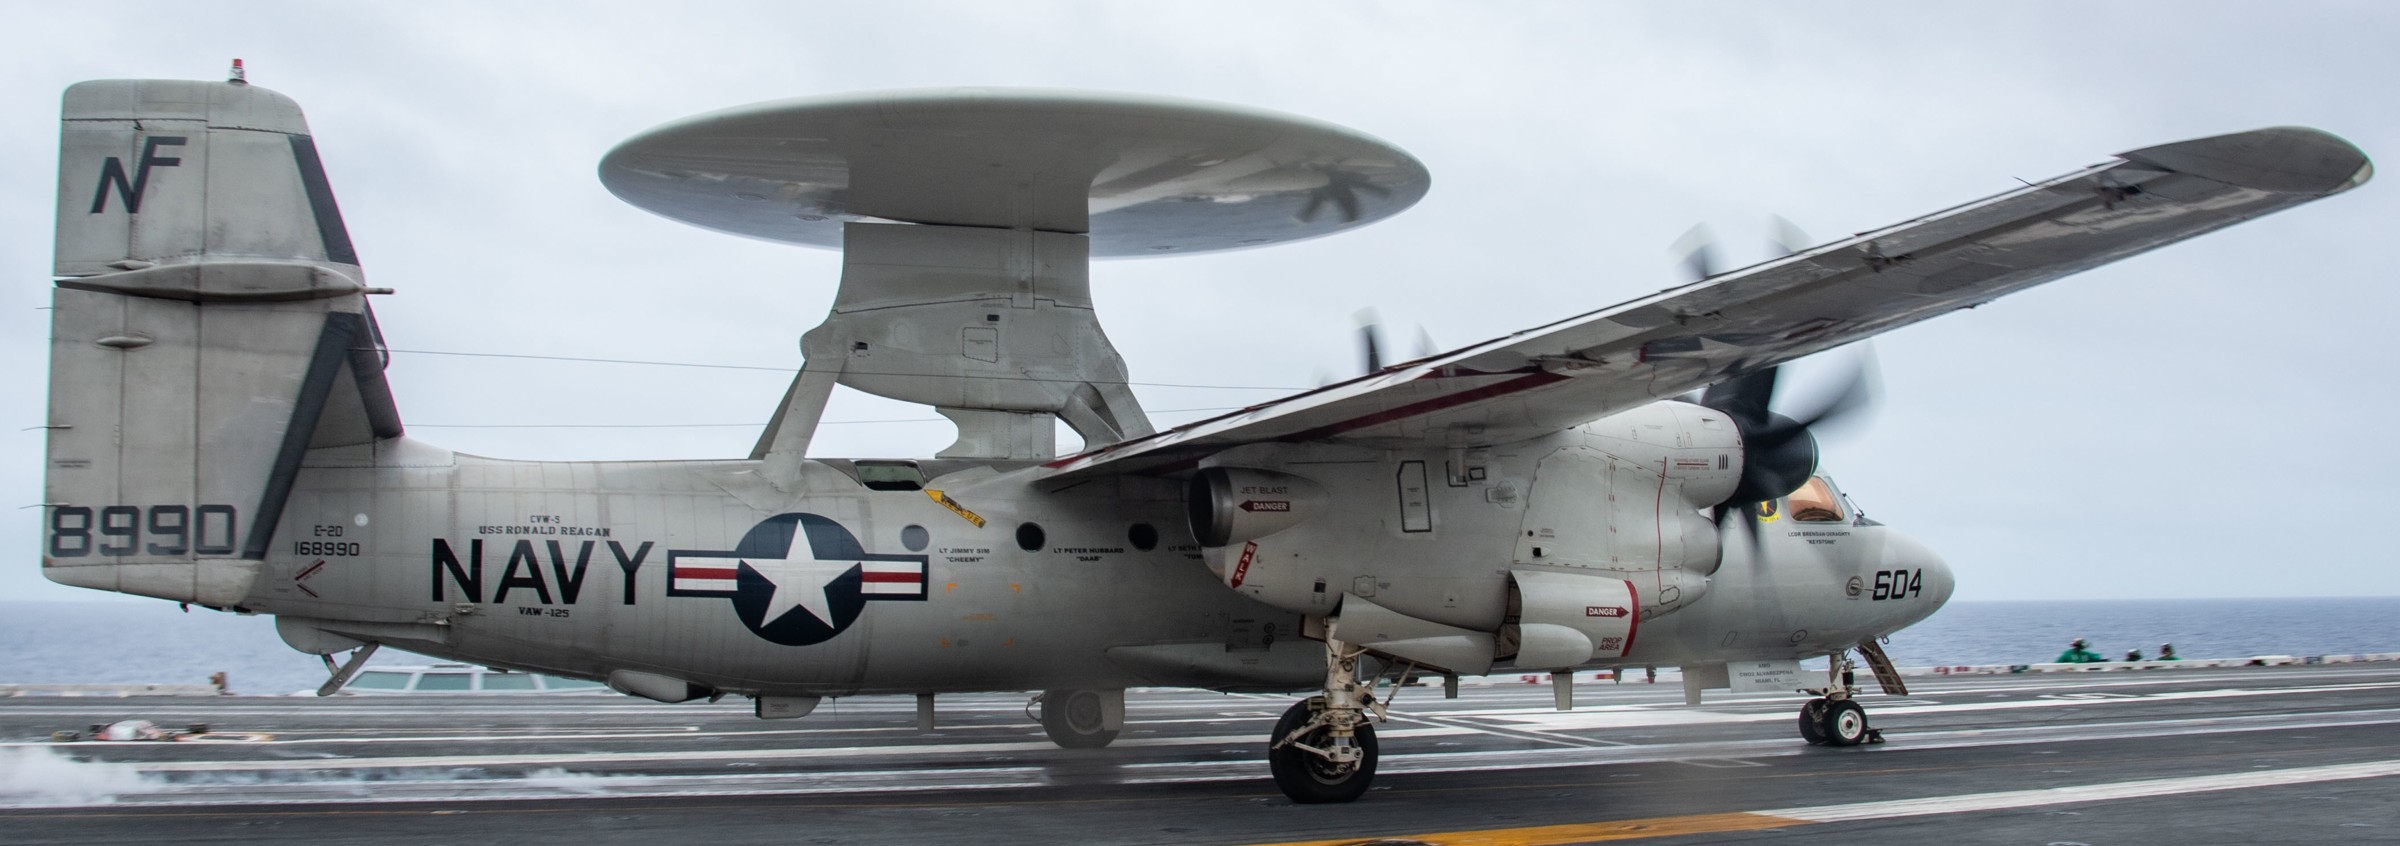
[1674,218,1878,544]
[1702,349,1880,559]
[1350,309,1440,377]
[1356,309,1384,373]
[1675,215,1813,283]
[1702,350,1878,507]
[1672,223,1719,283]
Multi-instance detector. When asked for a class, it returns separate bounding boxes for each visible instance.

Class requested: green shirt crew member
[2056,638,2106,663]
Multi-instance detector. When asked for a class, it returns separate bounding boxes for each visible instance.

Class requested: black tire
[1039,688,1119,749]
[1267,699,1377,803]
[1797,698,1830,745]
[1823,698,1870,747]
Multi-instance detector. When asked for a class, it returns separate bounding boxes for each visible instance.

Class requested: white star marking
[736,546,865,628]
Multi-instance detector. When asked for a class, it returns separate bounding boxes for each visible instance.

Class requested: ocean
[2,598,2396,696]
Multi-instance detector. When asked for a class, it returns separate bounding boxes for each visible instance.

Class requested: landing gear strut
[1268,633,1380,803]
[1797,650,1883,747]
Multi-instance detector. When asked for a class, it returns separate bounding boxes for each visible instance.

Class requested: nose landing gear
[1798,648,1887,747]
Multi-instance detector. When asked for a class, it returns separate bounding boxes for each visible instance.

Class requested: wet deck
[3,663,2395,844]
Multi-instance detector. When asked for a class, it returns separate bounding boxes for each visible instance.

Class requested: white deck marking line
[1763,759,2400,822]
[1366,708,2400,778]
[1384,712,1635,749]
[1482,679,2400,730]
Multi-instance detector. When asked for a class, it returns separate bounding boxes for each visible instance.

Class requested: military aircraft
[40,69,2369,803]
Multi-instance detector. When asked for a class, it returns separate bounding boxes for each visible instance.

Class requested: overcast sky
[4,2,2394,604]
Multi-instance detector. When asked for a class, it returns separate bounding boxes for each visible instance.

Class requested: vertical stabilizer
[43,79,400,606]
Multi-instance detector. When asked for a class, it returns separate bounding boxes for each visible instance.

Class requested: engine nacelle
[1186,467,1326,547]
[1509,569,1639,669]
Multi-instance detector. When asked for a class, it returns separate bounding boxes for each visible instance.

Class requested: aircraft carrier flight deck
[3,663,2396,845]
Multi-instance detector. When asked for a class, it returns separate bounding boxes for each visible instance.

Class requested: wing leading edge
[1040,127,2371,485]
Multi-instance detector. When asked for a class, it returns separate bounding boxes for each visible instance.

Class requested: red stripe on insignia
[860,571,921,583]
[677,567,738,579]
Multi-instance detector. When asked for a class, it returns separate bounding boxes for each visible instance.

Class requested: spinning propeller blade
[1355,309,1384,373]
[1677,217,1878,541]
[1350,310,1437,376]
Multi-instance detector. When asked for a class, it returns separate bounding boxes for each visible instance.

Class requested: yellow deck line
[1245,812,1810,846]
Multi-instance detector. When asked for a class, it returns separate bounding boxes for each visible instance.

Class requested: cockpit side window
[855,460,927,492]
[1787,476,1845,523]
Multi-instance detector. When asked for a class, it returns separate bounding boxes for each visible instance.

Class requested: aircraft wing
[1038,127,2370,485]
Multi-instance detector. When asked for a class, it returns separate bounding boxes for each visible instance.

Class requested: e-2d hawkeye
[39,73,2369,803]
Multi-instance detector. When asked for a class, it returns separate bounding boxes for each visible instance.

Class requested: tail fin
[44,79,402,605]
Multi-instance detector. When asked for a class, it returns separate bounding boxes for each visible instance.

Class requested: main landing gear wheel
[1268,698,1378,804]
[1036,689,1118,749]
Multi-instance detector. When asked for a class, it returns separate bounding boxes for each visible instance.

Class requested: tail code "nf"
[89,136,185,214]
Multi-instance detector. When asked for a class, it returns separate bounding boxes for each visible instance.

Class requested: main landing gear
[1268,633,1384,803]
[1030,688,1121,749]
[1797,649,1886,747]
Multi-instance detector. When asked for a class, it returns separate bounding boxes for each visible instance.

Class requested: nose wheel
[1799,697,1873,746]
[1797,651,1885,747]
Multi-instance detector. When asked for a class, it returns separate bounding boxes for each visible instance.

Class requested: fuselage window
[347,670,410,690]
[856,461,926,491]
[1787,477,1845,523]
[480,673,538,691]
[415,672,473,692]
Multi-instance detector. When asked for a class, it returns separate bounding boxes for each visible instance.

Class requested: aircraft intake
[1186,467,1326,547]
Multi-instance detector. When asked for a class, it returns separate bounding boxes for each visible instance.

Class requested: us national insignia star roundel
[665,513,929,646]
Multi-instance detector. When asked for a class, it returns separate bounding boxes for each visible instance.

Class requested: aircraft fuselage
[238,404,1950,700]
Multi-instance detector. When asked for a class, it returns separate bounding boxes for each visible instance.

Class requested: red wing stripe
[1043,370,1568,473]
[676,567,738,579]
[1275,372,1569,444]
